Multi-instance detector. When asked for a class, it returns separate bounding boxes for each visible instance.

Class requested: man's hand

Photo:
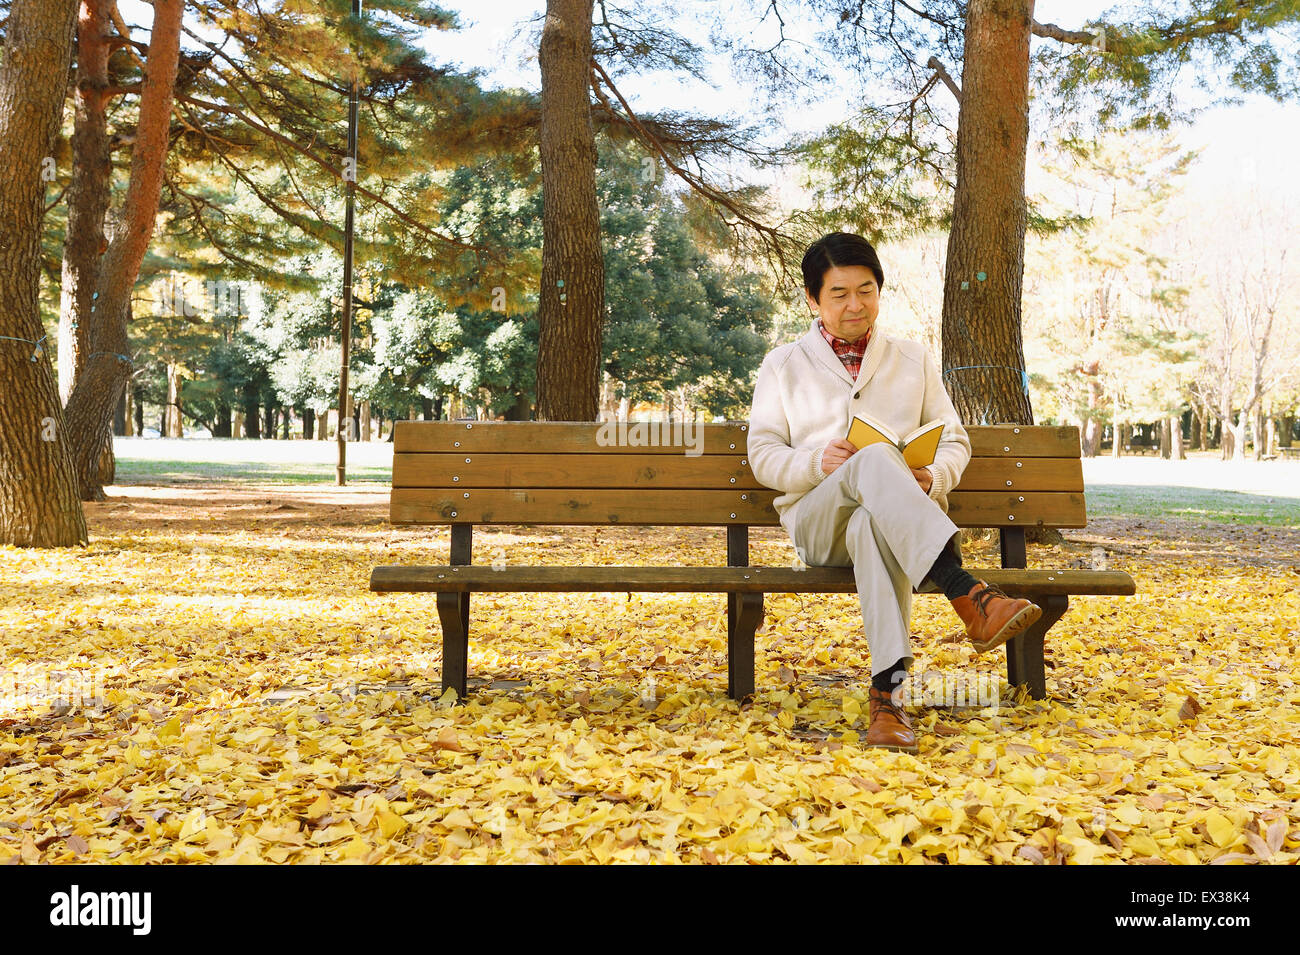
[911,467,933,494]
[820,438,857,475]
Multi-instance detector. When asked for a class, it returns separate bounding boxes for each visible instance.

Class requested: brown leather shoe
[950,580,1043,653]
[865,686,918,753]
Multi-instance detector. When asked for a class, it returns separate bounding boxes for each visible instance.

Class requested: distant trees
[113,138,776,436]
[1181,190,1299,460]
[1026,132,1202,457]
[599,143,773,419]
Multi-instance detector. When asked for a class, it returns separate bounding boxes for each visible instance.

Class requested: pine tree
[0,0,87,547]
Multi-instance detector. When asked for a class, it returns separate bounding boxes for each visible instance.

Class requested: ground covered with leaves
[1,485,1297,864]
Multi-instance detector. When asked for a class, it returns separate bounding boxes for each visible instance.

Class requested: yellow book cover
[846,414,945,469]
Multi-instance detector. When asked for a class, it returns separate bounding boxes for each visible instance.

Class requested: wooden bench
[370,422,1136,703]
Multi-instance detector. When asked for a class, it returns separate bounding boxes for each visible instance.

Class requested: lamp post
[337,0,362,485]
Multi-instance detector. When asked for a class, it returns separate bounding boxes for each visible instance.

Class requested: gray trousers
[779,443,961,679]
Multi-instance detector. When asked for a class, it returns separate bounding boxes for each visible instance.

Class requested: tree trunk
[124,386,136,437]
[504,393,532,420]
[57,0,112,407]
[536,0,603,421]
[233,410,244,439]
[164,363,184,437]
[1230,413,1247,461]
[303,407,314,440]
[214,400,232,438]
[360,399,371,441]
[598,373,614,420]
[1112,422,1124,459]
[940,0,1035,425]
[262,400,275,440]
[432,395,444,420]
[1253,407,1266,460]
[95,429,115,486]
[133,387,144,436]
[1081,418,1100,456]
[318,409,332,440]
[62,0,184,500]
[1170,415,1184,460]
[280,407,290,440]
[113,391,127,436]
[1220,393,1235,459]
[241,382,260,439]
[0,0,87,546]
[1159,418,1171,459]
[1281,413,1294,448]
[420,396,434,420]
[1191,407,1203,450]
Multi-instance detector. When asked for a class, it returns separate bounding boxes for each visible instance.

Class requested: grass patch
[1086,483,1300,527]
[114,457,391,485]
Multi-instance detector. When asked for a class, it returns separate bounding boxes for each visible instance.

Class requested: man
[747,232,1042,753]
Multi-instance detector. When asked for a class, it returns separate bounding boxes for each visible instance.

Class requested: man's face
[805,264,879,343]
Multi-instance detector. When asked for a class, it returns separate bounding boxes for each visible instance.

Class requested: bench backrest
[389,421,1086,529]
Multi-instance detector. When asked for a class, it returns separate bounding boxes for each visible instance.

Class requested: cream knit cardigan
[747,318,971,523]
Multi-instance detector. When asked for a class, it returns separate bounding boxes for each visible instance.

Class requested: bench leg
[1006,594,1066,700]
[728,592,762,701]
[437,591,470,702]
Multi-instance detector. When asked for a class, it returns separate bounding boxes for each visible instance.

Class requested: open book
[846,414,945,469]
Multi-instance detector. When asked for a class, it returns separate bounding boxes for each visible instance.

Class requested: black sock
[925,537,980,601]
[871,657,908,693]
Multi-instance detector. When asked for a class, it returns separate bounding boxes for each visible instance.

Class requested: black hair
[801,232,885,302]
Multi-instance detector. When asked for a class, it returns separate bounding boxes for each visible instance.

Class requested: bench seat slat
[389,488,1088,527]
[946,491,1086,527]
[391,453,1084,493]
[968,426,1080,457]
[953,458,1082,492]
[393,452,760,489]
[390,487,777,525]
[394,421,752,454]
[369,564,1137,596]
[394,422,1083,458]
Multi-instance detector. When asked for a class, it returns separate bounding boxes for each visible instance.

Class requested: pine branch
[174,93,490,259]
[590,58,791,274]
[1032,20,1100,45]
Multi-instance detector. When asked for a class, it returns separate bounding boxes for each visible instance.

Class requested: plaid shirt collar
[817,319,871,379]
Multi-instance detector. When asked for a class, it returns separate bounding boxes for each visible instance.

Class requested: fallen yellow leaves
[0,512,1297,864]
